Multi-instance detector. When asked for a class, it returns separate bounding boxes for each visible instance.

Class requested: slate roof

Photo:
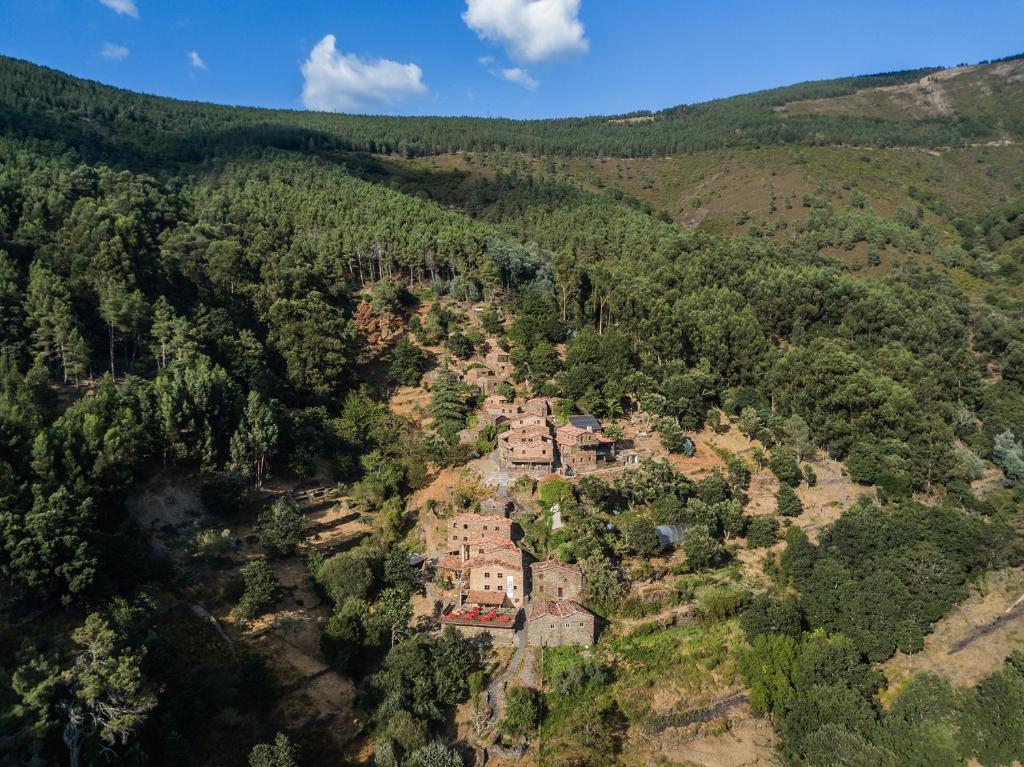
[569,414,603,432]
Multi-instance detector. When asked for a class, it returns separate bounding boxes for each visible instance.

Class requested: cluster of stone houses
[489,399,616,477]
[437,497,596,647]
[438,340,617,476]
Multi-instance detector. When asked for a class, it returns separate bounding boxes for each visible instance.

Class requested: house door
[557,587,563,598]
[507,575,515,602]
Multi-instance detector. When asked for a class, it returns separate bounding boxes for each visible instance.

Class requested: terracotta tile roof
[531,559,582,576]
[438,555,463,571]
[528,600,591,622]
[557,423,587,436]
[466,590,508,606]
[451,512,513,529]
[500,425,552,441]
[465,552,524,570]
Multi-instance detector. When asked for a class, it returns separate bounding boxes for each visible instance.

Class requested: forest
[1,51,1024,767]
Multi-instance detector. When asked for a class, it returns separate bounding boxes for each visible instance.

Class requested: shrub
[315,551,374,606]
[501,686,541,739]
[697,583,752,620]
[776,484,804,517]
[747,516,780,548]
[237,558,281,619]
[619,514,660,557]
[741,593,804,640]
[683,525,724,571]
[256,499,304,556]
[770,447,803,487]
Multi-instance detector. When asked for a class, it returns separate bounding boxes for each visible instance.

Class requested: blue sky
[2,0,1023,119]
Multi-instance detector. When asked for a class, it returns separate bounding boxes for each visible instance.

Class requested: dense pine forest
[2,52,1024,767]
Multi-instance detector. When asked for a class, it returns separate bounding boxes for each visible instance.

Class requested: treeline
[0,56,1011,163]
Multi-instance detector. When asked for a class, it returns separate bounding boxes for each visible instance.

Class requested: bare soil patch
[622,701,776,767]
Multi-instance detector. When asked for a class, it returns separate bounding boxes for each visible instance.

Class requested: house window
[497,573,503,578]
[484,572,490,578]
[484,585,490,590]
[463,524,468,529]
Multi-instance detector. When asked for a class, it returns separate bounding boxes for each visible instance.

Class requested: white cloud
[100,42,130,61]
[500,67,539,89]
[463,0,588,62]
[99,0,139,19]
[187,51,206,70]
[301,34,428,112]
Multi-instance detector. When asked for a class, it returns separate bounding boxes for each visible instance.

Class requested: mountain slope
[1,53,1022,161]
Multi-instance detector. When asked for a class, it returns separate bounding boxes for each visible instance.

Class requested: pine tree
[230,392,279,487]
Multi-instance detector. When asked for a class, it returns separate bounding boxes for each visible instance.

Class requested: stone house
[556,423,616,475]
[498,428,556,474]
[458,425,483,446]
[483,395,519,419]
[505,412,548,431]
[525,397,551,417]
[441,599,518,644]
[530,559,585,602]
[527,600,595,646]
[446,512,513,549]
[464,365,503,395]
[485,347,515,378]
[466,552,526,606]
[479,496,514,517]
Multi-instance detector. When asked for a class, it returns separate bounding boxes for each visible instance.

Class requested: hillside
[0,53,1023,767]
[2,53,1023,161]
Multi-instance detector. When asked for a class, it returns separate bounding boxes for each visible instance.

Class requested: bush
[320,597,369,671]
[390,338,427,387]
[770,447,803,487]
[747,516,780,548]
[658,416,686,453]
[249,733,299,767]
[683,525,724,571]
[697,583,752,620]
[803,464,817,487]
[256,499,304,556]
[501,686,541,739]
[237,558,281,619]
[195,528,234,561]
[315,551,375,606]
[741,593,804,640]
[619,514,660,557]
[776,484,804,517]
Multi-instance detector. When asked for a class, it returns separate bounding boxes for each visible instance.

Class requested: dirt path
[488,628,529,722]
[882,567,1024,696]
